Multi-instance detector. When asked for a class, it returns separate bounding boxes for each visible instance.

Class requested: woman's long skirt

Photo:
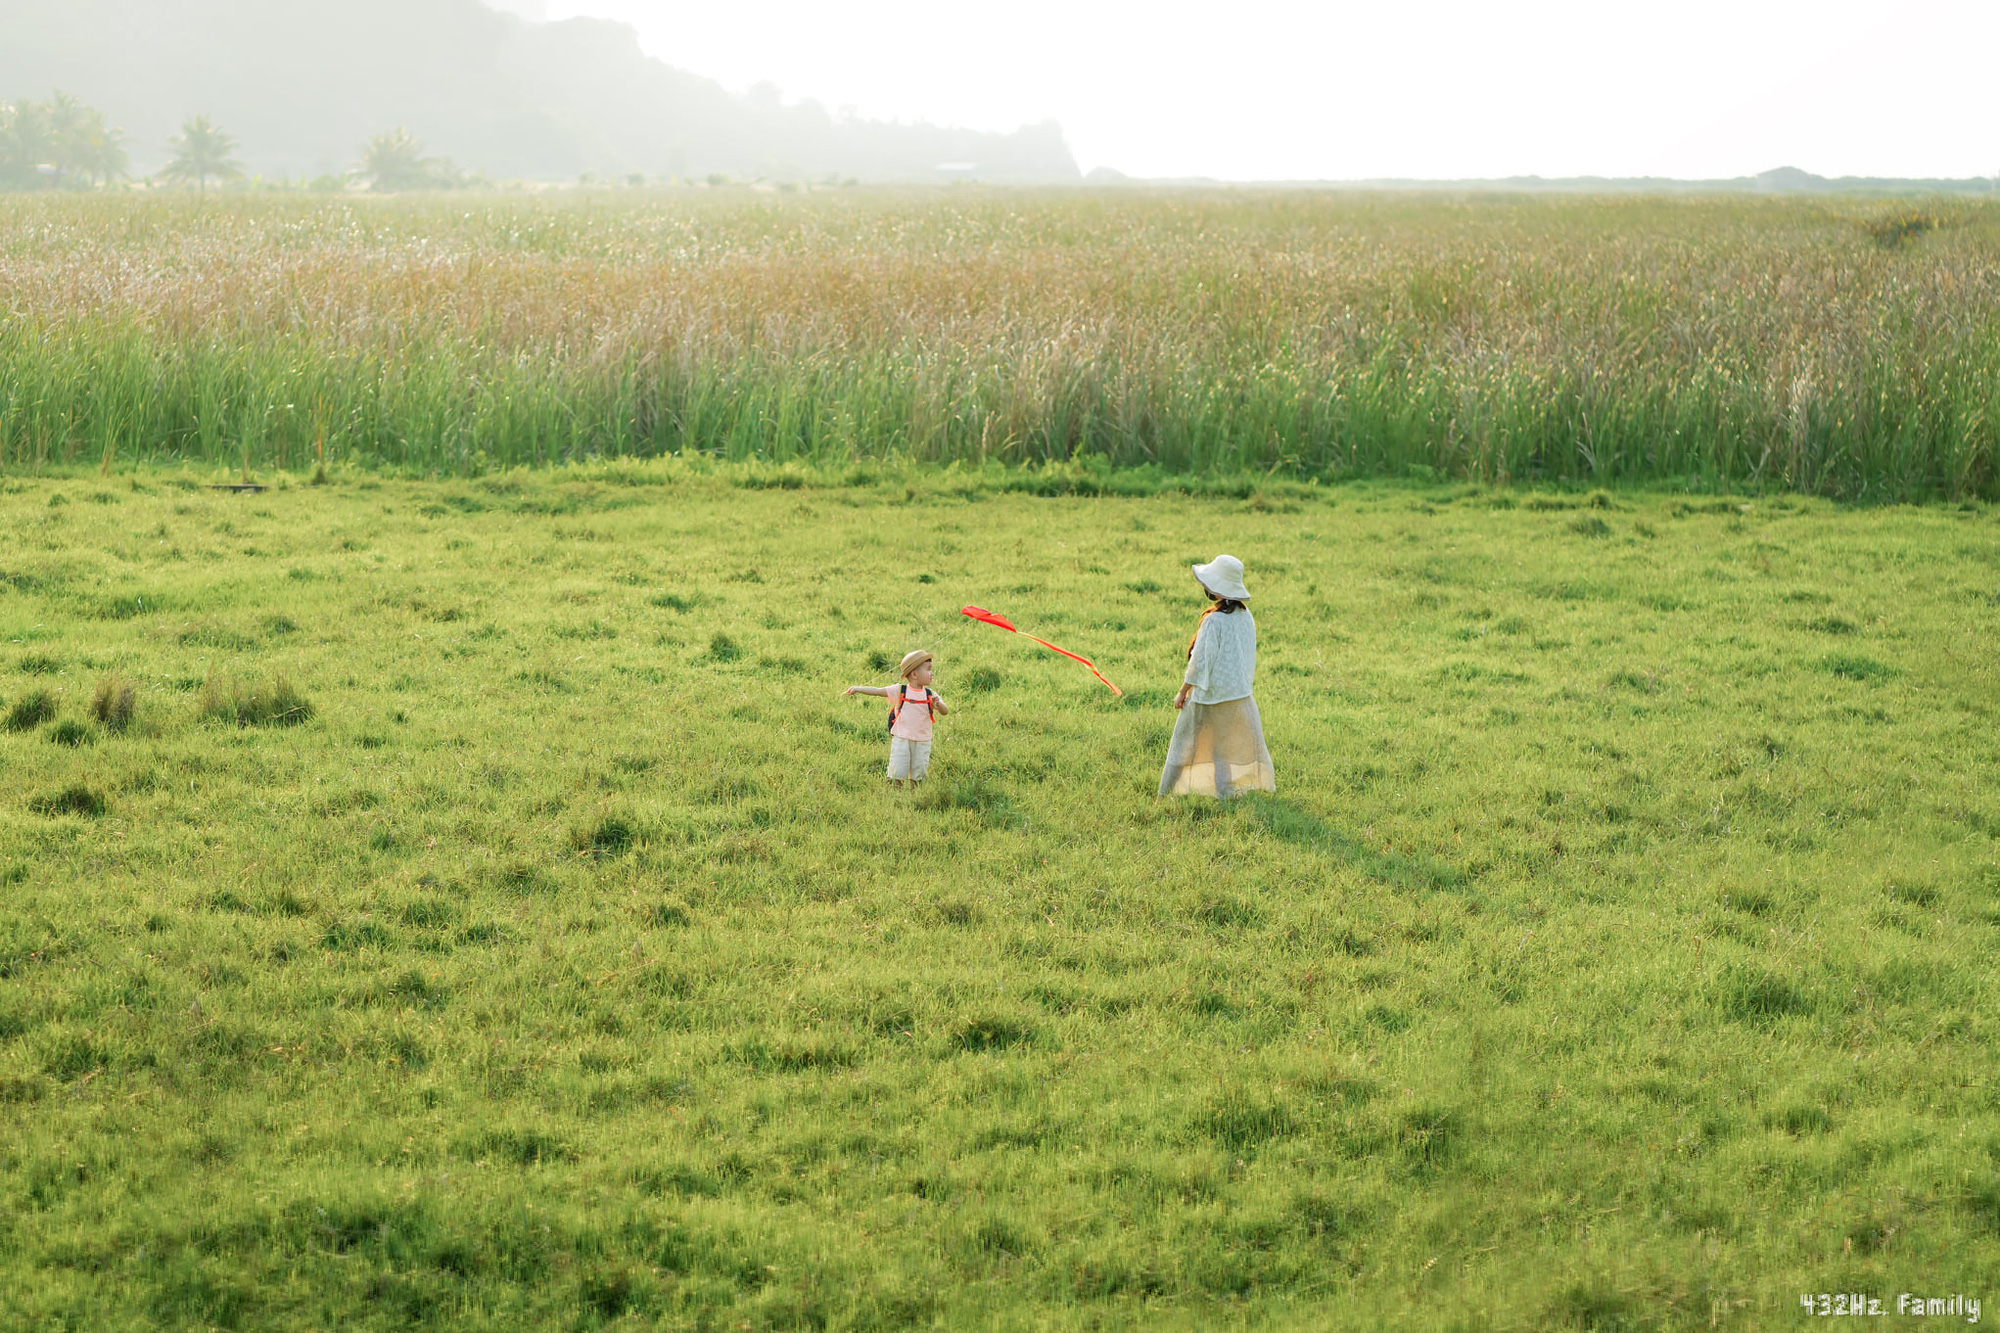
[1158,695,1276,797]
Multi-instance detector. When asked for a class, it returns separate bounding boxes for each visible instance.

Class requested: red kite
[962,606,1123,697]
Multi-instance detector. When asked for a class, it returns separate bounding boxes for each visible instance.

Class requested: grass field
[3,190,1998,498]
[0,463,1995,1329]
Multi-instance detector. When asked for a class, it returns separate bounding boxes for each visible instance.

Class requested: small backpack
[887,683,938,734]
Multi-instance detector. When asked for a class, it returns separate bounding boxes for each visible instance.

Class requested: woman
[1159,554,1276,798]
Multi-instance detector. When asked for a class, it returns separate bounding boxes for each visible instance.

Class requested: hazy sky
[543,0,1997,180]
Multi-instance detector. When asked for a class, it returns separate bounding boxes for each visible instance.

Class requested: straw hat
[1192,554,1250,601]
[897,649,933,679]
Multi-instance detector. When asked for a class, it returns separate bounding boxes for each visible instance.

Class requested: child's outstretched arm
[843,686,892,697]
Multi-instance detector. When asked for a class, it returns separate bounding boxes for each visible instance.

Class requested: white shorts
[887,737,931,780]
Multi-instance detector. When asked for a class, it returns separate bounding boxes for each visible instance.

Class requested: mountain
[0,0,1080,184]
[1281,168,2000,196]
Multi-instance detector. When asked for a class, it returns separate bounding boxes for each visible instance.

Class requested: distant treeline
[0,95,480,193]
[1,192,1994,500]
[2,0,1082,185]
[0,94,128,189]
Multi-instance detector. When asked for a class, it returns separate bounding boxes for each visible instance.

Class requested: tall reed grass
[1,190,1995,497]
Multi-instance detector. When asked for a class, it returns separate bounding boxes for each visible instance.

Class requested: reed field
[0,461,1995,1329]
[1,190,1997,498]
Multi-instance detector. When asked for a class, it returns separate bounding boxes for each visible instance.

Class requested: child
[1160,554,1275,798]
[844,650,948,787]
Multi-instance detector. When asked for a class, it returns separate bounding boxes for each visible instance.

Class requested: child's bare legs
[888,737,928,788]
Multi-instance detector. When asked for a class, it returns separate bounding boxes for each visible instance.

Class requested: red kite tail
[1020,634,1124,697]
[963,606,1121,696]
[961,606,1018,633]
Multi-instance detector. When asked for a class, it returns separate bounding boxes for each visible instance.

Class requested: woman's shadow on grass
[1234,795,1466,893]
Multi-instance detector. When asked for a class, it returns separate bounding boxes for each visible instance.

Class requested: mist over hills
[0,0,1080,183]
[1083,165,2000,196]
[1362,166,2000,196]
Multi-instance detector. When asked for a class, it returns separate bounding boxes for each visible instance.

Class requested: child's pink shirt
[890,685,940,741]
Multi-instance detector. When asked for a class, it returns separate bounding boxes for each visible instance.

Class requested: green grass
[2,191,1998,498]
[0,462,1996,1329]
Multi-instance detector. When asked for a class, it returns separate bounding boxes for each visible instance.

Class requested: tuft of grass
[966,666,1004,693]
[90,673,137,731]
[93,593,160,620]
[926,896,981,927]
[177,621,259,651]
[17,653,60,675]
[1550,1282,1641,1330]
[1774,1104,1834,1136]
[28,783,106,817]
[1863,209,1942,248]
[490,860,557,895]
[400,897,456,929]
[1887,878,1939,909]
[757,654,808,674]
[1825,653,1896,682]
[915,771,1016,825]
[321,917,394,952]
[572,814,638,857]
[1719,966,1814,1023]
[729,1038,858,1072]
[1199,1094,1296,1153]
[1192,892,1259,929]
[47,719,91,747]
[645,900,694,928]
[1722,889,1774,917]
[707,633,742,663]
[4,689,57,732]
[457,1128,577,1166]
[198,673,314,727]
[951,1017,1035,1054]
[1397,1105,1463,1171]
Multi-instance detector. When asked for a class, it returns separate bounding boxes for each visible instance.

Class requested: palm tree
[0,100,55,190]
[72,115,130,188]
[159,115,243,194]
[44,92,91,185]
[46,93,127,187]
[0,95,127,191]
[356,128,459,192]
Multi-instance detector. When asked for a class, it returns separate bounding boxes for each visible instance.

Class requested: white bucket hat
[1192,553,1250,601]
